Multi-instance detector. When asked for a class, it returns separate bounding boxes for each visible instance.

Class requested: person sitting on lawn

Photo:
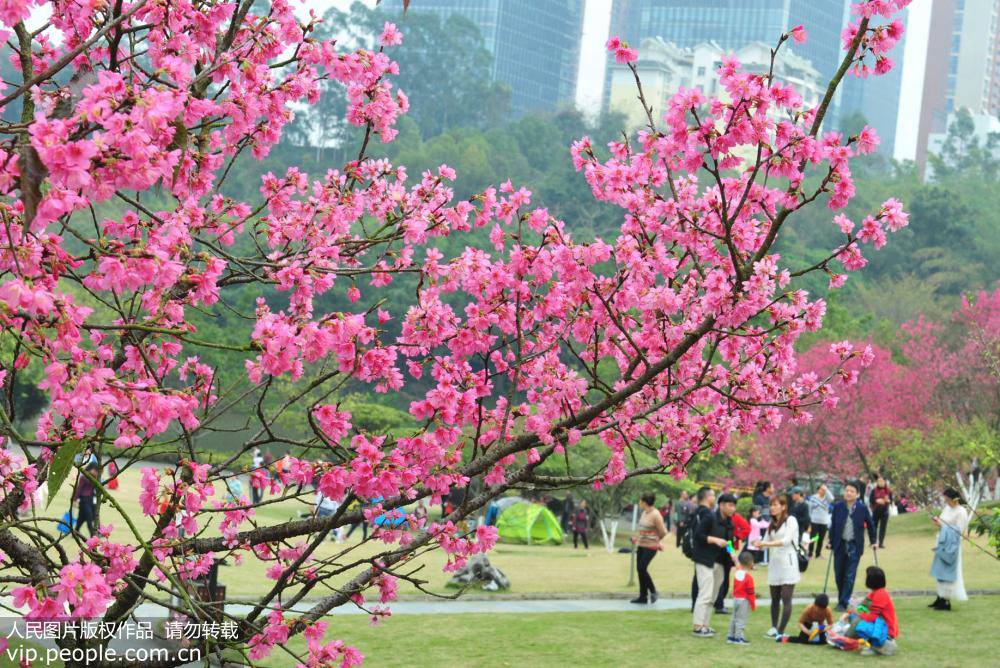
[780,593,834,644]
[839,566,899,656]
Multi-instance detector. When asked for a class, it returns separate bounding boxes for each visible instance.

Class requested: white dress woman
[930,489,969,609]
[754,497,801,638]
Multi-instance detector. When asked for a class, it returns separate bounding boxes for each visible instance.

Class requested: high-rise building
[608,1,907,154]
[946,0,1000,116]
[379,0,584,117]
[899,0,1000,169]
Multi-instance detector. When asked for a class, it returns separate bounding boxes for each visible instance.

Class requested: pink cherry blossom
[0,2,914,664]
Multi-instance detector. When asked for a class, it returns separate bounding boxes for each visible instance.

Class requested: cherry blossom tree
[730,341,934,486]
[733,286,1000,495]
[0,1,911,664]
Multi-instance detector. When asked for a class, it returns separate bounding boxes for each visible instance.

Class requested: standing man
[829,480,878,611]
[661,498,673,534]
[857,475,870,507]
[807,483,834,559]
[710,494,744,614]
[691,488,735,637]
[73,460,101,537]
[560,493,575,536]
[675,490,696,548]
[790,486,811,544]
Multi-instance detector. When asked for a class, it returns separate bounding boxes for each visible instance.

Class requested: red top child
[857,587,898,639]
[733,563,756,610]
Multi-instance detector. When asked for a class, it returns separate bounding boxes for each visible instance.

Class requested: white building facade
[608,37,823,132]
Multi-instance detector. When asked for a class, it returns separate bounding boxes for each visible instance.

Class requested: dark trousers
[573,530,588,549]
[810,523,828,557]
[75,495,97,536]
[251,486,262,505]
[873,507,889,546]
[690,559,730,611]
[636,547,657,600]
[675,524,685,548]
[834,542,862,609]
[346,521,368,540]
[714,557,732,610]
[787,631,828,644]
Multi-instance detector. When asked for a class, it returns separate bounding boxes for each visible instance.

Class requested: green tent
[495,502,564,545]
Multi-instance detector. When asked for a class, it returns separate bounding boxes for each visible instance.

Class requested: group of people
[628,477,976,656]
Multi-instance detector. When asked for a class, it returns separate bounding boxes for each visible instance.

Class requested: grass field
[3,597,993,668]
[263,596,998,667]
[18,463,1000,601]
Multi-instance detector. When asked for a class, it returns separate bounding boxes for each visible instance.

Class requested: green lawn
[266,596,997,667]
[21,463,999,600]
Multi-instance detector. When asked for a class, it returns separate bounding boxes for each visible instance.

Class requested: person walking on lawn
[691,488,735,637]
[675,490,696,548]
[789,486,811,544]
[829,480,878,611]
[631,492,668,604]
[869,474,893,548]
[73,460,101,537]
[807,483,834,558]
[572,499,591,549]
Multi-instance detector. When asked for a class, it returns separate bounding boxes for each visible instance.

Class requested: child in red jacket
[855,566,898,654]
[839,566,898,656]
[727,551,756,645]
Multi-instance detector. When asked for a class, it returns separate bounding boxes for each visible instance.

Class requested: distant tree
[732,343,935,486]
[928,107,1000,180]
[871,419,998,505]
[301,1,512,143]
[735,287,1000,499]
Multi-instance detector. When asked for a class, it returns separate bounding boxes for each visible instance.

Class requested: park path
[13,590,1000,621]
[0,595,814,622]
[117,595,815,617]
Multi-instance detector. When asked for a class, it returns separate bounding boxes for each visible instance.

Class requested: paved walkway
[111,595,810,617]
[8,589,1000,620]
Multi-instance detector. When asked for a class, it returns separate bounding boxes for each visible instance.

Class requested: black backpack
[681,511,701,559]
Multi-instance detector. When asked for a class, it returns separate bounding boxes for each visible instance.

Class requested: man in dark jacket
[691,488,734,637]
[790,486,811,542]
[829,480,878,610]
[690,493,739,615]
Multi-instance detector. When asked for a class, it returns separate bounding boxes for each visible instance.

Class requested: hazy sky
[576,0,613,118]
[894,0,931,162]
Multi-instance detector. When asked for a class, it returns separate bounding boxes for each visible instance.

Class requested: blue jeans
[834,542,861,608]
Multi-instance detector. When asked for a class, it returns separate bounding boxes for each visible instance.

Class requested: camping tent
[485,496,525,526]
[495,502,564,545]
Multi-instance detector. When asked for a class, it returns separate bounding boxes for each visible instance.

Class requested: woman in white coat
[753,494,800,639]
[929,488,970,610]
